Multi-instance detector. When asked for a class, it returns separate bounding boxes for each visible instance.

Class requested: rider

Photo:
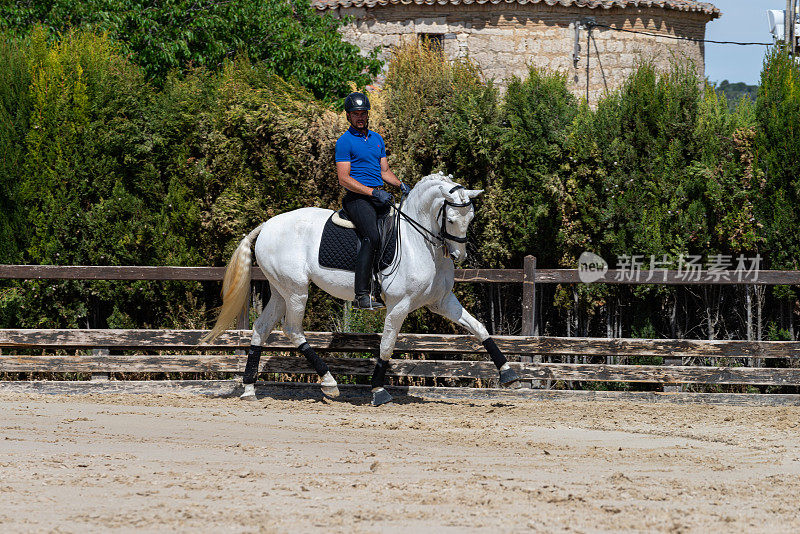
[336,91,410,309]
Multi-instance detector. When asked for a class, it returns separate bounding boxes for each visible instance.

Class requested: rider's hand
[400,182,411,196]
[371,188,393,206]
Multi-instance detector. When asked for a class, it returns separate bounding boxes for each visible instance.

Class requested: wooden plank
[454,268,522,283]
[0,354,242,373]
[1,380,798,406]
[520,255,538,389]
[0,265,245,281]
[0,265,517,284]
[521,256,536,336]
[534,269,788,285]
[3,329,800,359]
[663,356,682,393]
[3,265,798,285]
[397,386,800,406]
[520,362,800,386]
[90,348,110,381]
[3,354,800,386]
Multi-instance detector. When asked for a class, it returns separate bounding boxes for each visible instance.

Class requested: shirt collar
[348,126,369,139]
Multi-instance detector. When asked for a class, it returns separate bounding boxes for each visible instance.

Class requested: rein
[378,183,471,277]
[396,202,441,247]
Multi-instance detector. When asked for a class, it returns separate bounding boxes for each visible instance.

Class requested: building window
[418,33,444,52]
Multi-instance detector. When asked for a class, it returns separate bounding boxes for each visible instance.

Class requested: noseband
[437,185,471,244]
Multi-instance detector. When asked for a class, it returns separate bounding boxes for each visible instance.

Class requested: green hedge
[1,32,799,343]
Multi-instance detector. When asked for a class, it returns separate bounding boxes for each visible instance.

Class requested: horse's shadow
[224,382,457,406]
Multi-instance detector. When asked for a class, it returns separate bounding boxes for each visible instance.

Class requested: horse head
[410,172,483,263]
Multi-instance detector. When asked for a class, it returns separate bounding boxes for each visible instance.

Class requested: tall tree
[0,0,381,99]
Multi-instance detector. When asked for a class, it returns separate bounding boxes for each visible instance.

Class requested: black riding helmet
[344,92,370,112]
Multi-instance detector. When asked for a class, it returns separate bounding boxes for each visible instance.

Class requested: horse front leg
[428,292,521,388]
[370,302,409,407]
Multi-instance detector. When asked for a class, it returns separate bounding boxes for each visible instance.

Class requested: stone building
[312,0,720,103]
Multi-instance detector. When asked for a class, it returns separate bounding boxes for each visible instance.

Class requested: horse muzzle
[449,248,467,263]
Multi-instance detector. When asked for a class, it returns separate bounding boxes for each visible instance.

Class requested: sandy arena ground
[1,390,800,533]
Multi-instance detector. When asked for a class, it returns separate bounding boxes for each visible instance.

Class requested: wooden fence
[1,257,800,399]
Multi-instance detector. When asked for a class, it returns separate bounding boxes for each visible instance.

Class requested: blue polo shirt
[335,126,386,187]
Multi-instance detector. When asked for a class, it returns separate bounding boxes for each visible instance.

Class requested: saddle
[318,209,397,272]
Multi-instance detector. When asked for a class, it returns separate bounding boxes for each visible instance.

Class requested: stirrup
[371,274,385,306]
[353,294,385,310]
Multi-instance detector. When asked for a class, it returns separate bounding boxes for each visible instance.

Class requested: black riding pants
[343,190,390,295]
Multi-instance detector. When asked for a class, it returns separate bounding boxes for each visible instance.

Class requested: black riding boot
[353,236,384,309]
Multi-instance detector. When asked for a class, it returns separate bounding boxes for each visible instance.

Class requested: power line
[591,22,774,46]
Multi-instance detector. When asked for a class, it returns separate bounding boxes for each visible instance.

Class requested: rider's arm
[337,161,378,196]
[380,157,401,188]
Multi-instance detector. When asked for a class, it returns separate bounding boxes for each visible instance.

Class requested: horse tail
[201,223,265,344]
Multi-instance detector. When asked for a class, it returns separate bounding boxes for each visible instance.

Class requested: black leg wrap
[242,345,263,385]
[499,367,521,386]
[483,337,508,369]
[371,387,393,407]
[298,342,329,377]
[371,359,390,389]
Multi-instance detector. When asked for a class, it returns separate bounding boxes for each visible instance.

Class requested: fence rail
[2,260,800,399]
[2,262,798,284]
[1,329,800,388]
[3,329,800,357]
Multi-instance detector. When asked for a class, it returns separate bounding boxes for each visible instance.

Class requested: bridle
[379,184,472,277]
[395,185,472,248]
[437,185,472,244]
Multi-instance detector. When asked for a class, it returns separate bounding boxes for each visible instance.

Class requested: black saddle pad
[318,212,397,272]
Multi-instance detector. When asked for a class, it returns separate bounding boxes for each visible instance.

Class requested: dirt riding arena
[2,389,800,533]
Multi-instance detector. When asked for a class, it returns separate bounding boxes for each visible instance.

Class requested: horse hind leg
[240,289,286,401]
[281,290,339,398]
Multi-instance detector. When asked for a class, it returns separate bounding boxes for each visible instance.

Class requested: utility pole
[787,0,793,53]
[789,0,798,54]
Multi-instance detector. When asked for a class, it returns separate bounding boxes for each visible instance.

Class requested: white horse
[202,172,521,406]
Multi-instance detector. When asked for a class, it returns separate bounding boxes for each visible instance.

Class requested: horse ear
[465,189,484,199]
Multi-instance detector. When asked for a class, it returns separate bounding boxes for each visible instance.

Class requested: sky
[704,0,785,85]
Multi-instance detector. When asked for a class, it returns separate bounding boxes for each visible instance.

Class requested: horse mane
[404,172,464,217]
[415,171,456,187]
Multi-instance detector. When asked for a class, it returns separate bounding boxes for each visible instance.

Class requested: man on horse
[335,91,410,309]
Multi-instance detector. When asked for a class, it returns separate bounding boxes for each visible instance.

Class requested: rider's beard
[349,114,368,132]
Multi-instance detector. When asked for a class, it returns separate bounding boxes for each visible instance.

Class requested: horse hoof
[322,385,340,398]
[371,387,393,407]
[240,383,257,400]
[499,367,521,387]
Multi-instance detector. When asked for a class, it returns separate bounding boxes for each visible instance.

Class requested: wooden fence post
[521,255,543,388]
[662,356,682,393]
[91,348,109,381]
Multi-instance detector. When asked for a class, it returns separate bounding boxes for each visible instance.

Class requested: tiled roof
[313,0,720,19]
